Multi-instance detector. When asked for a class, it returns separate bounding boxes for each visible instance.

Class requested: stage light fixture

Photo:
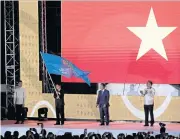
[38,107,48,121]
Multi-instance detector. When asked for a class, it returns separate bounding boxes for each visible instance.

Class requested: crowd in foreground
[1,129,180,139]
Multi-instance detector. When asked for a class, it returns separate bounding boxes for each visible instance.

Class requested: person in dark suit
[96,83,110,126]
[54,84,65,125]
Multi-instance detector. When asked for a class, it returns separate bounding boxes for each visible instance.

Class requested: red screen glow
[62,2,180,84]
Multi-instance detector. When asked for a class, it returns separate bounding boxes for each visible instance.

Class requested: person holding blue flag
[54,84,65,125]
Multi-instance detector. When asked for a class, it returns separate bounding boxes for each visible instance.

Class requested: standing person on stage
[96,83,110,126]
[14,80,26,124]
[54,84,65,125]
[140,80,155,126]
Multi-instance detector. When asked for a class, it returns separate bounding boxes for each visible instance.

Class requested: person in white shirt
[14,80,26,124]
[140,80,155,127]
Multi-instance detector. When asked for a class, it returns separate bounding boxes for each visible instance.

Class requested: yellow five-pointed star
[127,8,177,61]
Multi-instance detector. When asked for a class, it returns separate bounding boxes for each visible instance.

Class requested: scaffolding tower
[4,1,19,108]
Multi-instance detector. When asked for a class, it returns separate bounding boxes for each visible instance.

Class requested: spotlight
[159,122,166,134]
[38,107,48,121]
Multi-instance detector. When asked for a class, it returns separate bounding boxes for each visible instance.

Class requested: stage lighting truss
[4,1,20,108]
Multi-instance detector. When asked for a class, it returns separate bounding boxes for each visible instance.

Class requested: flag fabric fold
[40,52,91,86]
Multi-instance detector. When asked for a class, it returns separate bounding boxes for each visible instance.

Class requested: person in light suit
[96,83,110,126]
[14,80,26,124]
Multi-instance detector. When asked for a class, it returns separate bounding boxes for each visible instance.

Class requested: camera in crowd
[159,122,166,134]
[159,122,166,127]
[37,123,44,129]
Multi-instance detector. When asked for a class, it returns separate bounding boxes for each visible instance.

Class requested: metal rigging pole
[40,1,56,93]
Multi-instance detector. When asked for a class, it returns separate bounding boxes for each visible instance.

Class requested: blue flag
[40,52,91,86]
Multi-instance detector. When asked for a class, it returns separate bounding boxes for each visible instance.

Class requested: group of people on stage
[14,80,155,127]
[95,81,155,126]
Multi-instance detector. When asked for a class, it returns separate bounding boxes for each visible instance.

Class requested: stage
[1,120,180,137]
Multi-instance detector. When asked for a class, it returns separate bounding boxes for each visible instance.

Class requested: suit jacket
[54,89,64,108]
[96,89,110,107]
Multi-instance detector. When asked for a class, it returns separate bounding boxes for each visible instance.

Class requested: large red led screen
[62,2,180,84]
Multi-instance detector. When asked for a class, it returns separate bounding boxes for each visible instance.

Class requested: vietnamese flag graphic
[61,2,180,84]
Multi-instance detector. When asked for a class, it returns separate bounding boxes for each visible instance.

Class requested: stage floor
[1,120,180,137]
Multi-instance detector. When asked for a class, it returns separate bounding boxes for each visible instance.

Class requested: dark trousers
[99,105,109,124]
[56,105,64,124]
[15,104,24,122]
[144,105,154,125]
